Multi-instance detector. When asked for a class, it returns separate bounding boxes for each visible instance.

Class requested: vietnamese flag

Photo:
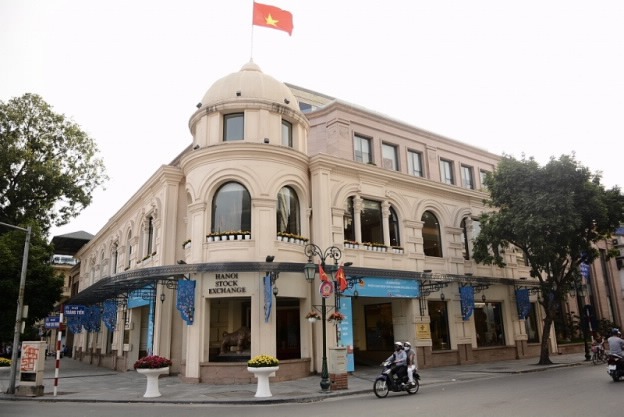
[336,265,347,292]
[253,2,294,36]
[319,263,330,282]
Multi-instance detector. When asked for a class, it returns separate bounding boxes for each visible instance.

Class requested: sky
[1,1,623,241]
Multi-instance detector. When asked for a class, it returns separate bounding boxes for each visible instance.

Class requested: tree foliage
[0,93,107,343]
[0,93,108,233]
[473,154,624,364]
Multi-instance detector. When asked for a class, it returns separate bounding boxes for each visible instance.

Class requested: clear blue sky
[1,1,622,238]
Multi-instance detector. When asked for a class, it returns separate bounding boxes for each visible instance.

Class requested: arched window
[277,186,300,235]
[146,216,154,256]
[126,230,132,268]
[461,218,470,260]
[344,197,355,241]
[361,199,383,244]
[389,207,400,247]
[422,211,442,257]
[112,243,118,274]
[212,182,251,233]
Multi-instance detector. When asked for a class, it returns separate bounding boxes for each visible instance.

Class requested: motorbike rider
[608,328,624,355]
[404,341,417,387]
[385,341,407,382]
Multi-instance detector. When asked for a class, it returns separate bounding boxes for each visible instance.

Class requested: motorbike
[373,360,420,398]
[607,353,624,382]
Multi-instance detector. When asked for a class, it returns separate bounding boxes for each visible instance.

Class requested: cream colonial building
[66,61,596,384]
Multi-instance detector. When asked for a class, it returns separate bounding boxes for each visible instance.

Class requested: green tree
[0,93,108,233]
[472,154,624,365]
[0,93,108,343]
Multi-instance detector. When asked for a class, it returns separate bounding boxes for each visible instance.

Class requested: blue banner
[177,280,196,325]
[460,286,474,321]
[67,315,83,333]
[264,274,272,322]
[83,305,101,332]
[338,297,355,372]
[103,300,117,331]
[515,289,530,320]
[341,277,420,298]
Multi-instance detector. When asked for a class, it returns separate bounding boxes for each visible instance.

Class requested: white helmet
[394,341,404,349]
[404,341,411,350]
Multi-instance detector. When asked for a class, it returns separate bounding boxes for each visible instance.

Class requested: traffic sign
[45,316,60,329]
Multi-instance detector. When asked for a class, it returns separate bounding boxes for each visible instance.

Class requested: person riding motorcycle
[608,328,624,355]
[404,341,417,387]
[385,342,407,382]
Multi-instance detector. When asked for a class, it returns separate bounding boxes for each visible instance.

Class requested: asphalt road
[1,362,621,417]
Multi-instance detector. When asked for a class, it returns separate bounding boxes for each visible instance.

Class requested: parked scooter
[373,359,420,398]
[607,353,624,381]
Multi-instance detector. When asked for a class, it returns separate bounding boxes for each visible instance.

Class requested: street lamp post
[303,243,342,393]
[575,282,591,361]
[0,222,32,394]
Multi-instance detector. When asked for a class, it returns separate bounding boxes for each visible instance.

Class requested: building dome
[199,61,299,111]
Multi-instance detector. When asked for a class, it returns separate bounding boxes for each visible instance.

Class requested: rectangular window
[281,120,292,147]
[461,165,474,189]
[479,170,490,190]
[408,150,423,177]
[382,143,398,171]
[354,134,372,164]
[361,199,383,244]
[224,113,244,141]
[440,159,454,185]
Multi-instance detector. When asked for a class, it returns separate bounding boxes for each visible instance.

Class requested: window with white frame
[461,165,474,189]
[440,159,454,185]
[212,182,251,233]
[354,134,372,164]
[382,143,398,171]
[408,150,424,177]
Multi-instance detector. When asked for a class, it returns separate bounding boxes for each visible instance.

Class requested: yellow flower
[247,354,279,368]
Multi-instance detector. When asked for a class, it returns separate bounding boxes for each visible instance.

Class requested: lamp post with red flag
[303,243,342,392]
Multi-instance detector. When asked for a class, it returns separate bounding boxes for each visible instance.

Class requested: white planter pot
[136,367,169,398]
[307,317,319,323]
[247,366,279,398]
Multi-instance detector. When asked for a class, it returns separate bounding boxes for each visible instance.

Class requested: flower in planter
[305,311,321,320]
[0,357,10,367]
[327,311,346,323]
[247,354,279,368]
[133,355,172,369]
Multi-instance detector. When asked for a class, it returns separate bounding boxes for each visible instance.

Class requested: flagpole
[250,1,255,61]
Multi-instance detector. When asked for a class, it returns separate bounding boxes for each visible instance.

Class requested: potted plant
[247,354,279,398]
[0,357,10,372]
[305,310,321,323]
[133,355,172,398]
[327,311,345,323]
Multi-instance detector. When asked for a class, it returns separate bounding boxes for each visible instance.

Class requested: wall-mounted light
[440,292,445,301]
[482,294,487,302]
[160,293,166,303]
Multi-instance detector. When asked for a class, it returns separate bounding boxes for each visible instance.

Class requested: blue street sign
[64,305,86,316]
[45,316,60,329]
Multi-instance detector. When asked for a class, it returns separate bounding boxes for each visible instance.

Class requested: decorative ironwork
[420,281,449,297]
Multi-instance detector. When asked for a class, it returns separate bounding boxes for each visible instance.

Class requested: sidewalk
[0,353,591,404]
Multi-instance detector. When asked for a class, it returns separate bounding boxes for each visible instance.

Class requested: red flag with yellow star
[336,265,347,292]
[319,263,330,282]
[253,2,293,36]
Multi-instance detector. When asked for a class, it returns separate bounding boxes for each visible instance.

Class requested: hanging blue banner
[515,289,530,320]
[580,263,590,279]
[102,300,117,331]
[67,315,83,333]
[264,274,272,323]
[460,286,474,321]
[177,279,196,325]
[83,305,101,333]
[338,297,355,372]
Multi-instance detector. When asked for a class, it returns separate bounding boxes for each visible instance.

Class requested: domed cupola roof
[200,61,299,111]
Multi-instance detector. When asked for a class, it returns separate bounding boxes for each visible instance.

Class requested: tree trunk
[538,311,554,365]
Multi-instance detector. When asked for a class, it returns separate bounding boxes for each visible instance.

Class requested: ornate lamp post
[575,282,591,361]
[0,222,32,394]
[303,243,342,393]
